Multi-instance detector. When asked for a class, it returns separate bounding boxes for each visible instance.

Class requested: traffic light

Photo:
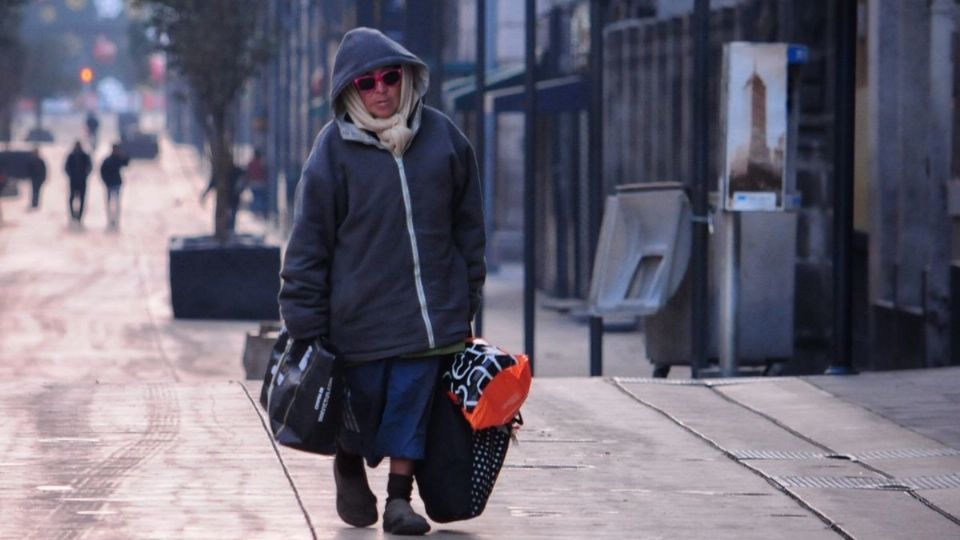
[80,67,94,84]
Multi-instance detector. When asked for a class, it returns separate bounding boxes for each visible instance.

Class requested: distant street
[0,113,263,383]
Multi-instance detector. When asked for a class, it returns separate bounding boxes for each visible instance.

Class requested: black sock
[335,448,365,477]
[387,473,414,502]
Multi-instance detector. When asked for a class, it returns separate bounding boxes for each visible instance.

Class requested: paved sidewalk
[806,369,960,450]
[0,374,957,539]
[0,115,958,538]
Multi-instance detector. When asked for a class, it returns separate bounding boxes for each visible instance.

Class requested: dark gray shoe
[383,499,431,535]
[333,455,378,527]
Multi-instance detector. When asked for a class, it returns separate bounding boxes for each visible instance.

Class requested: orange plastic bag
[443,337,532,430]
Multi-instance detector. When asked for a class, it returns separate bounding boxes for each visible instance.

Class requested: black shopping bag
[259,329,289,409]
[259,328,342,455]
[414,377,519,523]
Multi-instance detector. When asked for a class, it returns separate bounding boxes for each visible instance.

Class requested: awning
[487,75,587,114]
[444,66,587,114]
[443,64,526,111]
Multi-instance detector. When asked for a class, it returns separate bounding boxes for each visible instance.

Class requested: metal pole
[432,1,445,109]
[524,0,537,374]
[282,1,292,216]
[482,1,497,275]
[474,0,486,338]
[268,0,280,222]
[690,0,711,379]
[294,0,303,170]
[357,0,375,27]
[719,212,739,376]
[588,0,605,376]
[826,0,857,375]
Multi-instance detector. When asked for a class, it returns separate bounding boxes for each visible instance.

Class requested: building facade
[177,0,959,373]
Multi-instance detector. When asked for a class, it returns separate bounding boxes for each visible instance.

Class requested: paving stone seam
[236,381,317,539]
[730,448,960,461]
[610,378,854,540]
[802,375,960,452]
[616,376,779,386]
[772,473,960,491]
[710,379,960,528]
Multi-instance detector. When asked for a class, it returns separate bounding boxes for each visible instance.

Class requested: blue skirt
[339,355,443,467]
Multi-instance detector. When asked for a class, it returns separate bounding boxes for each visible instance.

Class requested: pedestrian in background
[85,112,99,149]
[278,27,485,536]
[100,143,129,229]
[64,141,92,225]
[0,171,6,223]
[200,162,245,230]
[244,149,267,217]
[26,147,46,210]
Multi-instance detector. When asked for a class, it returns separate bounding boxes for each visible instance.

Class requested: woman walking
[278,27,485,535]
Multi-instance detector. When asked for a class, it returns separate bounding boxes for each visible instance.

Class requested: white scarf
[342,65,416,157]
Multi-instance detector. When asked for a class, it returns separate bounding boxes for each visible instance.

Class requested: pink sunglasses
[353,66,403,93]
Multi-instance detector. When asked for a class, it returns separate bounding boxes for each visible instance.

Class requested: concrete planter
[121,132,159,160]
[242,321,282,380]
[25,128,53,142]
[169,234,281,320]
[0,150,34,179]
[0,178,17,198]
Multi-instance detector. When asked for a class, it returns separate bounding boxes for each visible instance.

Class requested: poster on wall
[720,42,789,212]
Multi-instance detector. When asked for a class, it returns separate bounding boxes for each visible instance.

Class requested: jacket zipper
[394,156,436,348]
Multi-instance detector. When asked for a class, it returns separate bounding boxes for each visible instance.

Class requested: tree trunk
[207,110,235,243]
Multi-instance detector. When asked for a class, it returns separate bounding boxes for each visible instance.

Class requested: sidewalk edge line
[236,380,318,539]
[710,381,960,528]
[788,379,960,527]
[800,376,960,454]
[609,378,855,539]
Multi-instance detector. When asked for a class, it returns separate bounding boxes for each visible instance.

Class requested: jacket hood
[331,27,429,115]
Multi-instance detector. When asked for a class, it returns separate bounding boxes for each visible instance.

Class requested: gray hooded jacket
[278,28,485,362]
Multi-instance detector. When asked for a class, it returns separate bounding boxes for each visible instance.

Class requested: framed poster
[720,42,790,212]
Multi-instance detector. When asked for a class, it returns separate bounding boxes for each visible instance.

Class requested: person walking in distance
[200,162,245,231]
[64,141,92,225]
[278,28,485,536]
[0,171,6,223]
[85,112,99,148]
[100,144,130,229]
[26,147,47,210]
[244,149,267,217]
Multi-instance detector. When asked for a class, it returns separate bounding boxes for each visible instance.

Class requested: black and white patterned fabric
[443,338,520,412]
[469,425,512,515]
